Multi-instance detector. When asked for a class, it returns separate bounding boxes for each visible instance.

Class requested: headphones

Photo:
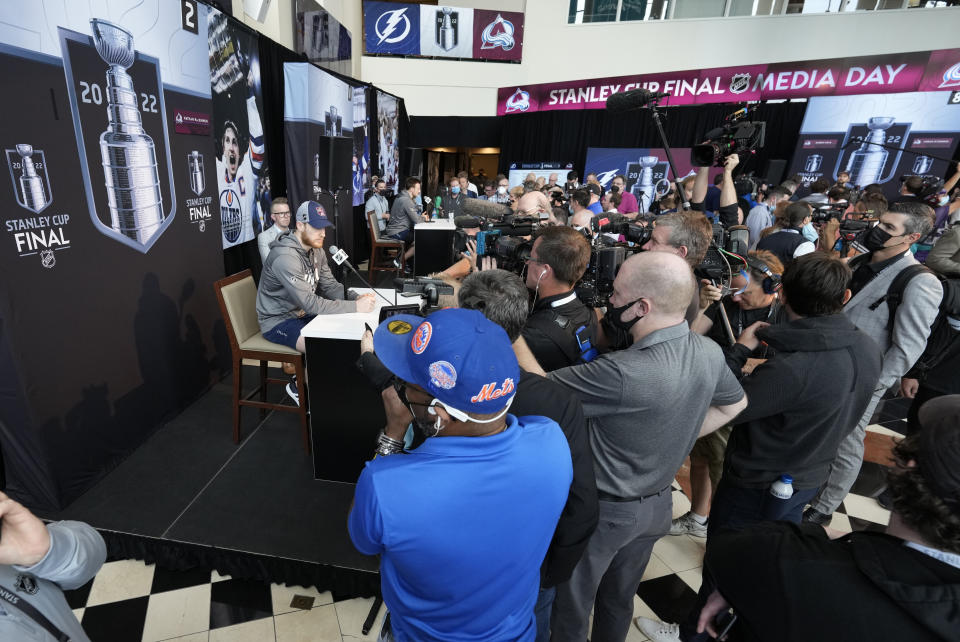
[740,256,782,295]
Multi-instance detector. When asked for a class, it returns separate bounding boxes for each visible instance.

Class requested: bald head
[617,252,695,318]
[517,191,549,217]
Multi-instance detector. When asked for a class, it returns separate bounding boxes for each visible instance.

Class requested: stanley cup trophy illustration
[15,144,47,211]
[187,151,205,195]
[632,156,660,214]
[846,117,895,187]
[913,155,934,175]
[91,19,164,246]
[439,7,457,51]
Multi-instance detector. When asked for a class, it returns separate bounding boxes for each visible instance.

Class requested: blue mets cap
[373,308,519,417]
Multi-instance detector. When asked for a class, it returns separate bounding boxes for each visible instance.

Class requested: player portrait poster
[787,91,960,201]
[353,87,371,206]
[0,0,224,509]
[377,91,400,194]
[208,8,271,247]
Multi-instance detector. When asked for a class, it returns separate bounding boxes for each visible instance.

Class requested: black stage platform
[35,366,380,598]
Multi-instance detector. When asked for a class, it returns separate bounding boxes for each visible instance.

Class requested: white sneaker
[285,381,300,406]
[669,511,707,538]
[635,616,681,642]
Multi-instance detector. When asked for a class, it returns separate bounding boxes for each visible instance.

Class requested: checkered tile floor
[63,418,902,641]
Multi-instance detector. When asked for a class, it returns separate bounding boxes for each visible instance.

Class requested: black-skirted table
[413,220,456,276]
[301,288,421,482]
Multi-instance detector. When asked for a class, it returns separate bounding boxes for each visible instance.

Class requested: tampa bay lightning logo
[938,61,960,89]
[375,8,411,45]
[596,169,619,187]
[481,14,515,51]
[505,88,530,113]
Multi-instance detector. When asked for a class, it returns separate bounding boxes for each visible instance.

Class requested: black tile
[848,515,887,533]
[81,595,149,642]
[150,566,213,594]
[850,462,890,498]
[878,419,908,435]
[63,576,95,609]
[209,578,273,630]
[636,573,699,625]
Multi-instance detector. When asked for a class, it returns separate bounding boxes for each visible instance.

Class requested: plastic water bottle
[770,474,794,500]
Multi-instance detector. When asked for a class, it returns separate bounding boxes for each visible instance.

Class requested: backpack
[866,263,960,378]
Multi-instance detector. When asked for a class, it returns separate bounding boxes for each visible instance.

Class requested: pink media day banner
[498,48,960,115]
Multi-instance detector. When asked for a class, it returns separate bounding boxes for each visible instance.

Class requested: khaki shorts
[690,423,733,486]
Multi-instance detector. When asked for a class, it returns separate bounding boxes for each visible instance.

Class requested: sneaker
[802,507,831,525]
[670,511,707,538]
[876,487,894,510]
[635,616,681,642]
[392,258,401,269]
[285,378,300,406]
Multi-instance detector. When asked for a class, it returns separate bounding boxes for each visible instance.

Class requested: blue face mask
[801,222,818,243]
[415,194,422,206]
[451,186,461,195]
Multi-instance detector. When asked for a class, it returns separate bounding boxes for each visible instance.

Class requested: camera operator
[805,201,942,525]
[755,201,815,267]
[694,395,960,642]
[690,154,741,227]
[892,175,927,204]
[670,252,787,538]
[611,175,639,215]
[523,226,599,373]
[745,186,791,249]
[520,251,746,642]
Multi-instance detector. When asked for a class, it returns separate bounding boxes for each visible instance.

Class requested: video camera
[453,215,539,273]
[811,202,849,223]
[695,224,750,283]
[590,214,654,246]
[692,107,766,168]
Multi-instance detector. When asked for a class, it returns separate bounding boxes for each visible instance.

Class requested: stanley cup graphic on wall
[92,19,164,246]
[7,144,51,213]
[436,7,458,51]
[846,116,895,187]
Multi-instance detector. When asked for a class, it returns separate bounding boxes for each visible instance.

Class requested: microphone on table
[328,245,395,307]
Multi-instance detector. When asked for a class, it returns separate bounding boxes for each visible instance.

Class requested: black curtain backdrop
[409,116,504,149]
[497,102,808,180]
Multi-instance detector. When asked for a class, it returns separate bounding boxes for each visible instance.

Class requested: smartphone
[714,610,738,641]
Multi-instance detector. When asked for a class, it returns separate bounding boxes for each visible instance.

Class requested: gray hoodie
[257,231,357,334]
[0,521,106,642]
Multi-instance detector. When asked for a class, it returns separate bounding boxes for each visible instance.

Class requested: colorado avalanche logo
[938,62,960,89]
[429,360,457,390]
[505,88,530,113]
[481,14,515,51]
[411,322,432,354]
[729,73,751,95]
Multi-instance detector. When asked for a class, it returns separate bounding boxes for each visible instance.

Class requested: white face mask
[497,186,507,195]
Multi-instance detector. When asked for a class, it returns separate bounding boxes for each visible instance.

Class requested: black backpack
[866,263,960,378]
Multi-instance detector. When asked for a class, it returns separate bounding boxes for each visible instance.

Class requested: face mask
[451,186,460,195]
[938,193,949,207]
[497,186,507,195]
[415,194,422,206]
[606,298,644,332]
[861,224,899,252]
[801,222,818,243]
[568,204,574,214]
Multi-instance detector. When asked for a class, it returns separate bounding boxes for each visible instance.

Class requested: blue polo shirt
[349,414,572,642]
[588,201,603,215]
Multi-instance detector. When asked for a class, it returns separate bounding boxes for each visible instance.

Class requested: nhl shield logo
[40,249,56,269]
[729,73,751,95]
[59,20,176,254]
[6,145,53,214]
[15,574,39,595]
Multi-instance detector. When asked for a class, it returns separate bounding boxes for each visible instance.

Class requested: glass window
[673,0,727,18]
[568,0,620,23]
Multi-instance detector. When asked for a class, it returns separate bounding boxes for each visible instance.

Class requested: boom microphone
[453,216,482,229]
[461,198,512,220]
[605,88,671,112]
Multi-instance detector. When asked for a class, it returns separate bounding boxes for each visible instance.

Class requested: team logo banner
[498,48,960,115]
[363,1,523,62]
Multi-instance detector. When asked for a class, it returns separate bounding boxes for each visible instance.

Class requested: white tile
[210,570,232,583]
[677,568,703,593]
[270,583,333,615]
[209,617,275,642]
[72,608,84,622]
[828,512,853,533]
[640,553,672,582]
[632,594,659,621]
[141,584,212,642]
[275,603,342,642]
[86,560,155,607]
[336,597,385,640]
[843,493,891,527]
[670,492,692,519]
[653,535,705,573]
[158,634,209,642]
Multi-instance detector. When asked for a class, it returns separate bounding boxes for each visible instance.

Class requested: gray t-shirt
[548,322,745,497]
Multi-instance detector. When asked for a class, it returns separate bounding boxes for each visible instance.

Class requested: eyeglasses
[525,255,545,265]
[274,211,291,217]
[394,380,431,412]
